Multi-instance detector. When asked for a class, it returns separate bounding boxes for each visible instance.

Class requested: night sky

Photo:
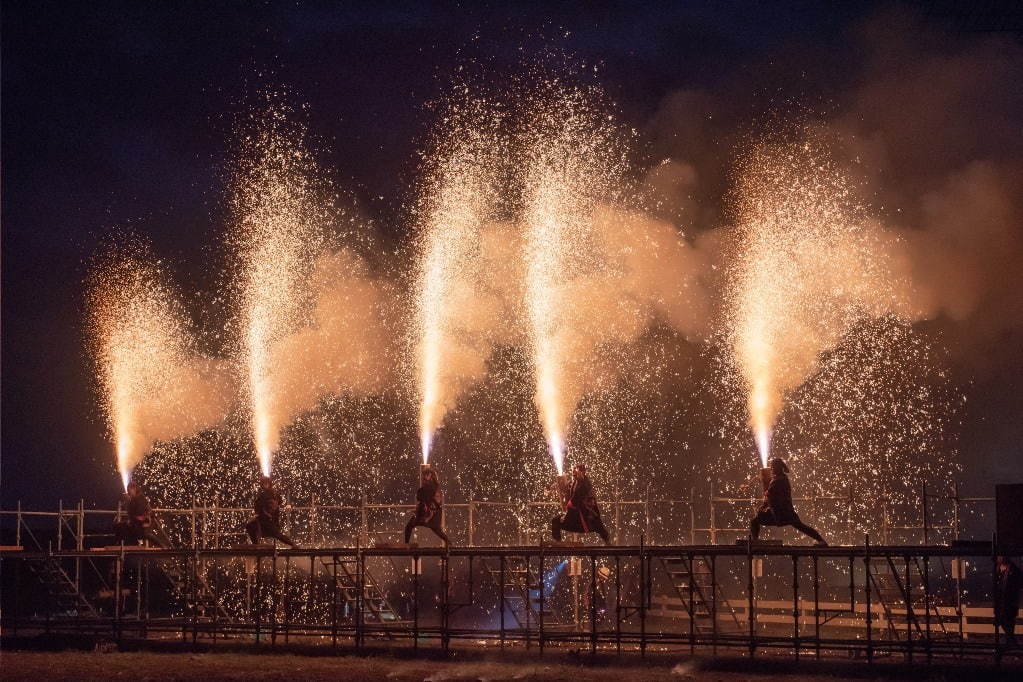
[3,1,1021,508]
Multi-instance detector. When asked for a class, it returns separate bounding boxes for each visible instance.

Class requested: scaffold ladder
[483,556,575,631]
[868,556,952,642]
[321,556,407,627]
[660,555,742,633]
[25,556,99,618]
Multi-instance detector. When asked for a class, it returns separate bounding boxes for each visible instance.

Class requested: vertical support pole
[711,554,718,656]
[952,480,961,542]
[813,554,821,660]
[615,554,622,655]
[590,554,597,655]
[922,482,929,545]
[644,484,651,542]
[283,554,291,644]
[310,494,318,547]
[114,549,123,643]
[255,554,262,644]
[357,548,365,650]
[413,553,420,652]
[905,555,914,662]
[614,493,621,545]
[58,499,63,551]
[689,489,696,544]
[191,502,197,550]
[360,494,368,548]
[688,554,695,654]
[77,500,84,550]
[499,554,506,650]
[539,550,545,655]
[271,547,279,646]
[847,485,854,546]
[923,554,932,662]
[441,548,450,653]
[331,557,338,649]
[468,502,474,547]
[865,534,873,664]
[992,535,999,655]
[639,536,647,657]
[709,484,716,546]
[16,500,22,548]
[792,554,800,660]
[191,551,199,647]
[747,535,755,657]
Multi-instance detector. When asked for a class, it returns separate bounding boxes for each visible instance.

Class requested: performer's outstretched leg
[268,530,298,549]
[404,517,417,544]
[427,524,450,545]
[791,520,826,544]
[750,517,762,540]
[551,516,563,541]
[592,518,611,545]
[246,519,262,544]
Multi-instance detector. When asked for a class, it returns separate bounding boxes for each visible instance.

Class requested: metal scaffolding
[1,483,1014,663]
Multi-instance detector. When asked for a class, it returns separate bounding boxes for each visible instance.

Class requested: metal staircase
[24,556,100,618]
[483,556,576,631]
[157,557,232,622]
[660,555,742,634]
[868,556,952,642]
[321,556,407,628]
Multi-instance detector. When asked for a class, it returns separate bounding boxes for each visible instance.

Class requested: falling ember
[415,98,499,466]
[729,139,908,469]
[88,248,227,488]
[232,109,321,476]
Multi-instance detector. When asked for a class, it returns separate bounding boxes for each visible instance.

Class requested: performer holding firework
[404,464,450,545]
[551,463,611,545]
[750,457,827,546]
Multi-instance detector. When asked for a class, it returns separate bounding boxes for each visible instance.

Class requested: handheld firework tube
[555,473,572,512]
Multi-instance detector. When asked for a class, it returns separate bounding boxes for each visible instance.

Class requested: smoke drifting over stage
[84,30,1022,529]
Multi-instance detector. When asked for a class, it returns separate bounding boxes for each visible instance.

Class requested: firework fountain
[415,103,500,465]
[233,112,322,477]
[88,248,228,489]
[729,141,911,467]
[521,86,625,475]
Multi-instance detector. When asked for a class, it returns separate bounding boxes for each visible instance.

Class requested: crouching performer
[115,480,169,548]
[751,457,827,546]
[246,476,299,548]
[404,465,449,545]
[551,463,611,545]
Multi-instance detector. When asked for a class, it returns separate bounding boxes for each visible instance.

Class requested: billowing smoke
[87,247,232,487]
[257,247,394,446]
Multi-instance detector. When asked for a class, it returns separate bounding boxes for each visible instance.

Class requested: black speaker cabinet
[995,484,1023,549]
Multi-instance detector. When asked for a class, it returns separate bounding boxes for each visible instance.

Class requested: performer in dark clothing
[114,481,168,548]
[750,458,827,545]
[995,555,1022,648]
[404,466,449,545]
[245,476,298,548]
[551,463,611,544]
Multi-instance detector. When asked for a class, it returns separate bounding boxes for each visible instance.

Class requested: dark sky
[3,1,1020,508]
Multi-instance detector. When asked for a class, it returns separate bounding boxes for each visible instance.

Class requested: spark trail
[521,85,625,475]
[415,103,500,464]
[729,141,909,466]
[233,111,322,476]
[88,248,227,488]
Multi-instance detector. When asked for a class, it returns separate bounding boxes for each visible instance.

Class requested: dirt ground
[2,650,1022,682]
